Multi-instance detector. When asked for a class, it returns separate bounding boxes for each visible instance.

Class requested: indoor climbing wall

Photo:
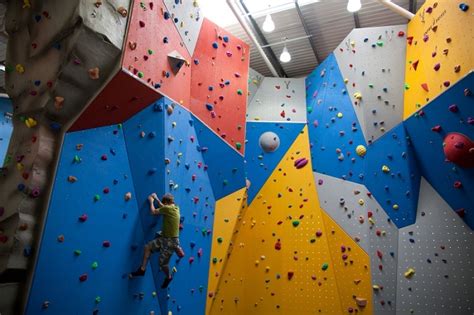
[26,125,161,314]
[403,0,473,118]
[315,173,399,314]
[190,18,250,154]
[247,68,264,105]
[306,53,421,229]
[334,25,407,143]
[0,1,131,312]
[396,178,474,314]
[211,127,373,314]
[0,97,12,162]
[4,0,474,314]
[247,77,306,122]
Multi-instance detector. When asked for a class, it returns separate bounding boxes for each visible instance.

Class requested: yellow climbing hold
[344,78,349,84]
[353,92,362,100]
[22,0,31,9]
[16,64,25,74]
[337,112,343,118]
[25,117,37,128]
[393,204,399,210]
[356,145,367,157]
[382,165,390,173]
[404,268,415,279]
[358,199,364,206]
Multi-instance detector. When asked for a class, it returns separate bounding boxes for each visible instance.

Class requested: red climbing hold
[412,60,419,70]
[78,214,88,222]
[453,181,463,189]
[421,83,429,92]
[287,271,294,280]
[431,125,442,132]
[443,132,474,168]
[79,274,88,282]
[275,240,282,251]
[102,240,111,247]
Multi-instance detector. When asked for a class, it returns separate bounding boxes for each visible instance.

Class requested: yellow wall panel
[321,211,373,314]
[403,0,473,119]
[206,187,248,315]
[210,127,345,315]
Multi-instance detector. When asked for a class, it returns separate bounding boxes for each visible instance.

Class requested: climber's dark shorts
[147,235,180,268]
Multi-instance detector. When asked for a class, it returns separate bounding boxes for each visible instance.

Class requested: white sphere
[259,132,280,153]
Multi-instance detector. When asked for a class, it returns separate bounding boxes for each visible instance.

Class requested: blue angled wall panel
[404,72,474,229]
[244,122,305,204]
[0,97,13,164]
[306,53,367,183]
[26,125,160,315]
[192,116,246,200]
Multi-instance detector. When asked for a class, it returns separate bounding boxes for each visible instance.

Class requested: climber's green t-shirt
[159,205,180,238]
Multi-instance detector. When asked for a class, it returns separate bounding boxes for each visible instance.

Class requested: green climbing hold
[307,106,313,114]
[152,291,157,297]
[292,220,300,227]
[138,71,144,78]
[376,41,384,47]
[217,237,223,243]
[404,83,410,90]
[223,179,228,186]
[74,249,82,256]
[235,142,242,150]
[321,263,329,271]
[212,257,218,264]
[237,89,243,95]
[94,194,101,201]
[368,83,374,88]
[117,123,122,129]
[95,296,101,304]
[148,49,154,55]
[73,155,81,163]
[91,261,98,269]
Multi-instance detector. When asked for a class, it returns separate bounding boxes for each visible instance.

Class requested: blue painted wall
[405,72,474,229]
[0,97,13,164]
[26,125,160,314]
[306,53,421,228]
[192,116,246,200]
[244,122,305,204]
[124,99,215,315]
[306,53,367,183]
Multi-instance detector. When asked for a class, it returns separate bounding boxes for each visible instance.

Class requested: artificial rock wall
[1,0,473,314]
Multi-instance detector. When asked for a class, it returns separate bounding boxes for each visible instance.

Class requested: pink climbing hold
[443,132,474,168]
[189,257,195,264]
[453,181,462,189]
[448,104,458,112]
[294,158,309,169]
[275,240,282,251]
[431,125,442,132]
[101,154,108,161]
[78,214,88,222]
[79,274,88,282]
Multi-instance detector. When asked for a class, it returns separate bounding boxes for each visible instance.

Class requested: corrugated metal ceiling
[224,0,425,78]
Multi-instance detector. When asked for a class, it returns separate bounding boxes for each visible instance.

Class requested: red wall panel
[190,18,249,154]
[122,0,192,107]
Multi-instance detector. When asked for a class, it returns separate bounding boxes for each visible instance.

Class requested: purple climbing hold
[294,158,309,169]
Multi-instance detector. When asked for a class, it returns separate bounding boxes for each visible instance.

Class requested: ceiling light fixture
[347,0,361,12]
[262,14,275,33]
[280,45,291,63]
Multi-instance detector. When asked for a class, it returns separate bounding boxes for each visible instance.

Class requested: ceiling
[216,0,425,78]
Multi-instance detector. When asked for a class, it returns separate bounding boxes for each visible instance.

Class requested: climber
[129,193,185,289]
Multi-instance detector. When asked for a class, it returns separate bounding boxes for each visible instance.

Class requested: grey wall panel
[396,178,474,315]
[164,0,204,56]
[247,67,264,105]
[314,172,398,314]
[247,77,306,122]
[334,25,407,143]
